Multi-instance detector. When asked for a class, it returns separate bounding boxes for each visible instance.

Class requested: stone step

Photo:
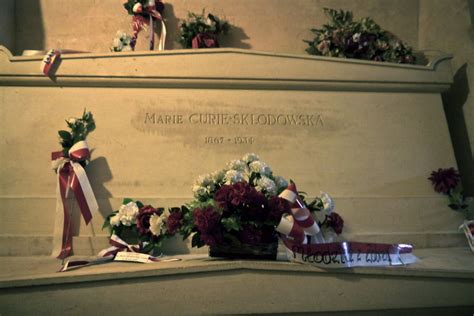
[0,248,473,315]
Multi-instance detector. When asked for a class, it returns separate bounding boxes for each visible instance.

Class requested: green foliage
[222,217,242,232]
[179,10,230,48]
[305,8,416,64]
[58,109,96,154]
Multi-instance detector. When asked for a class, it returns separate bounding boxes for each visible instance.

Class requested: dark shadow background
[14,0,45,55]
[442,63,474,197]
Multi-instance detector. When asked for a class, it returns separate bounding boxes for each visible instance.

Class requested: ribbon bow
[130,0,166,51]
[51,141,98,259]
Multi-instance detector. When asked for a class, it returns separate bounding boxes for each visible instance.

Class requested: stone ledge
[0,248,473,315]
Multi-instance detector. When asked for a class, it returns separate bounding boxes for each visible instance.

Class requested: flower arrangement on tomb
[111,31,134,52]
[176,153,344,260]
[123,0,166,50]
[428,167,473,251]
[103,199,183,254]
[179,10,230,49]
[305,8,416,64]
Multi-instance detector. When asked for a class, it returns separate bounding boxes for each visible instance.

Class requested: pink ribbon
[51,141,98,259]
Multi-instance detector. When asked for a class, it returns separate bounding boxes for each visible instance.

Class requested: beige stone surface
[0,47,462,255]
[0,248,473,314]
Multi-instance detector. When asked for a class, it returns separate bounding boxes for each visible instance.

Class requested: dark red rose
[214,185,234,211]
[326,212,344,235]
[136,205,162,236]
[428,168,461,194]
[230,182,254,206]
[166,208,183,235]
[191,32,219,49]
[193,206,221,234]
[267,196,290,223]
[239,224,263,245]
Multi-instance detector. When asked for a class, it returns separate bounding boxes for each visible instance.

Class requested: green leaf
[58,130,72,140]
[191,233,203,248]
[222,217,242,232]
[122,198,134,205]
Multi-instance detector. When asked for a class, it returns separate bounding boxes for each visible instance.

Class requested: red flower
[266,196,290,224]
[193,206,221,234]
[326,212,344,235]
[191,32,219,48]
[136,205,162,236]
[166,208,183,235]
[428,168,461,194]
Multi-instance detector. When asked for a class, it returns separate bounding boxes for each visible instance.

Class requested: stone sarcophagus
[0,46,461,256]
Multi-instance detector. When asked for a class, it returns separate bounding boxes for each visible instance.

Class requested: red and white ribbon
[41,49,86,76]
[51,141,98,259]
[131,1,166,51]
[283,238,417,268]
[279,182,325,243]
[59,234,180,272]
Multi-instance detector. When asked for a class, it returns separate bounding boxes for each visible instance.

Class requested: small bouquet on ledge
[123,0,166,51]
[110,31,134,52]
[179,10,230,49]
[428,167,474,251]
[176,153,344,260]
[103,199,183,255]
[51,109,98,259]
[305,8,416,64]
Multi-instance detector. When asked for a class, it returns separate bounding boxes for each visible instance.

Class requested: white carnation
[67,118,77,125]
[227,159,247,172]
[242,153,260,164]
[224,170,245,185]
[149,213,165,236]
[211,169,226,184]
[255,176,277,196]
[109,213,121,227]
[320,191,334,214]
[192,185,208,199]
[117,201,139,226]
[249,160,272,176]
[274,176,288,190]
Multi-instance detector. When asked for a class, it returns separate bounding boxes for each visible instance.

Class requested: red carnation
[326,212,344,235]
[166,208,183,235]
[136,205,162,236]
[193,206,221,234]
[267,196,290,224]
[428,168,461,194]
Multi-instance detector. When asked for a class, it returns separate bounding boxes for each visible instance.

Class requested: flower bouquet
[305,8,416,64]
[51,110,98,259]
[428,167,474,252]
[177,153,344,260]
[179,10,230,49]
[103,199,183,255]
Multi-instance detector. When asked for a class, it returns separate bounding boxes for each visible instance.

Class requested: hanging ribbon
[130,1,166,51]
[51,141,98,259]
[59,234,180,272]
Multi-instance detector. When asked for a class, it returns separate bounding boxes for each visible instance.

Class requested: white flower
[211,169,226,184]
[274,176,288,190]
[255,176,277,196]
[227,159,247,172]
[242,153,260,164]
[192,185,208,199]
[249,161,272,176]
[117,201,139,226]
[109,213,121,226]
[352,32,361,42]
[67,118,77,125]
[320,191,334,214]
[224,170,245,185]
[196,174,213,187]
[205,17,213,26]
[149,213,165,236]
[132,2,143,13]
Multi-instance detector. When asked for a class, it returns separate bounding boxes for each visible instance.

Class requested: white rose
[320,191,334,214]
[352,32,361,42]
[132,2,143,13]
[67,118,77,125]
[149,213,165,236]
[256,176,277,196]
[118,201,139,226]
[224,170,245,185]
[242,153,260,164]
[211,169,226,183]
[192,185,208,199]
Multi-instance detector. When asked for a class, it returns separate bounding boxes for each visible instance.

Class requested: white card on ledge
[114,252,151,263]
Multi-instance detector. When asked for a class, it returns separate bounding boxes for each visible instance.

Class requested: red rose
[166,208,183,235]
[193,206,221,234]
[191,32,219,49]
[326,212,344,235]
